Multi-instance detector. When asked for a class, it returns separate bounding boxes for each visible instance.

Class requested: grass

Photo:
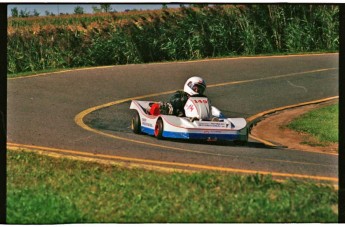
[288,104,338,146]
[7,149,338,223]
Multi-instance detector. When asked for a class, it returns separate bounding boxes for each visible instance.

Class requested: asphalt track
[7,53,339,183]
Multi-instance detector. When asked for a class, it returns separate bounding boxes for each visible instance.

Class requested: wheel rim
[154,123,159,137]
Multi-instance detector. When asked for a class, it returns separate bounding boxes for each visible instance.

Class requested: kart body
[129,97,248,143]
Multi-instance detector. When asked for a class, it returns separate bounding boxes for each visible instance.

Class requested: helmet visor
[191,84,205,95]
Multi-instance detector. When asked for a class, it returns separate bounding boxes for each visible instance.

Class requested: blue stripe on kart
[163,131,240,140]
[141,126,154,135]
[141,126,241,141]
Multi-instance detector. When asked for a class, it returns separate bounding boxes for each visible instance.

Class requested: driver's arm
[169,91,187,116]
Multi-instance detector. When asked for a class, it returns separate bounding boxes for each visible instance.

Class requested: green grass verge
[288,104,338,146]
[7,149,337,223]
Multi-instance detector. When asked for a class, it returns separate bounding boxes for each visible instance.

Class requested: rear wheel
[131,111,141,134]
[154,118,164,139]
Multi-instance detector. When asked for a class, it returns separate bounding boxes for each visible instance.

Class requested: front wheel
[233,140,247,146]
[234,128,248,146]
[131,111,141,134]
[154,118,164,139]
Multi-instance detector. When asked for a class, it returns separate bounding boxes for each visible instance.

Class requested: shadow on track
[155,137,279,149]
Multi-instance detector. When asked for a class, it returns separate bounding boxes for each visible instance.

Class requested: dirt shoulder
[250,100,338,154]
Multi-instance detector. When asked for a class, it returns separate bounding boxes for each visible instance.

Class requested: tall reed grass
[7,5,339,74]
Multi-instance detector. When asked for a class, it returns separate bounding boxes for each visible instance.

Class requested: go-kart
[129,96,248,144]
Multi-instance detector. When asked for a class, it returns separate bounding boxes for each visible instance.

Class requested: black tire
[131,111,141,134]
[154,118,164,139]
[234,140,247,146]
[234,128,248,146]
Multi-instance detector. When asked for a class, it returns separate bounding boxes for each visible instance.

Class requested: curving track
[7,53,339,183]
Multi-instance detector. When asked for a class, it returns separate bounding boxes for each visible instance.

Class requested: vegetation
[288,104,338,146]
[8,5,339,75]
[7,149,337,223]
[9,4,119,18]
[8,7,166,27]
[73,6,85,15]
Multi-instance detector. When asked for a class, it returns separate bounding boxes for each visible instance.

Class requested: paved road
[7,53,339,182]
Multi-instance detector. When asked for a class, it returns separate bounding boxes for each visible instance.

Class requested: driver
[159,76,207,116]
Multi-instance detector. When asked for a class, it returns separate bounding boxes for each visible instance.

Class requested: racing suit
[160,91,207,117]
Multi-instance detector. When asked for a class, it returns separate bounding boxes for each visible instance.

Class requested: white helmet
[183,76,206,96]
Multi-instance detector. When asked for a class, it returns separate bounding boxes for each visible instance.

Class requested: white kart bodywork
[130,97,248,142]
